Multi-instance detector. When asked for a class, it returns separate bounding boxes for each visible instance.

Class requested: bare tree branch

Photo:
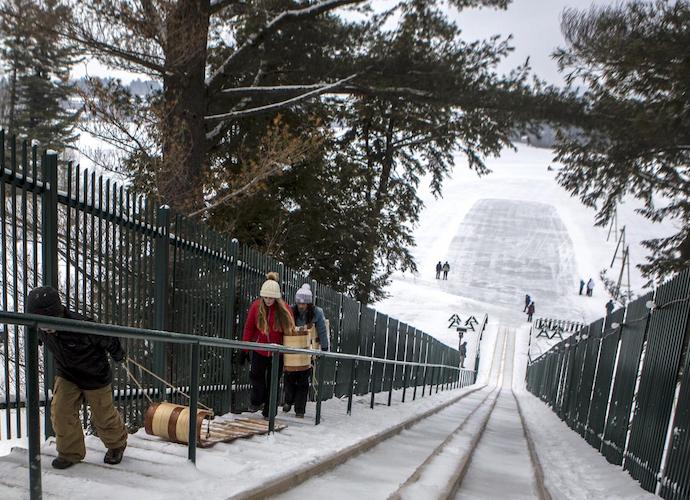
[220,83,328,97]
[64,30,166,75]
[206,73,359,122]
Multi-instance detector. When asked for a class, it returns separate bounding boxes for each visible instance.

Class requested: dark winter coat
[606,301,615,315]
[292,304,329,351]
[524,294,531,306]
[436,262,442,272]
[442,263,450,272]
[527,303,535,315]
[40,310,125,390]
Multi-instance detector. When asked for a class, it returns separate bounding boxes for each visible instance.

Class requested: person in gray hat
[283,284,329,417]
[25,286,127,469]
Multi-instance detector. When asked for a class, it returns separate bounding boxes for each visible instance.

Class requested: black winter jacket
[40,310,125,390]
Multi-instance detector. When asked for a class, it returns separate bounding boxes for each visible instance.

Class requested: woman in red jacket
[242,272,295,417]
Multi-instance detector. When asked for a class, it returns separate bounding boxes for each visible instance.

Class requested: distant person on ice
[523,294,531,312]
[459,341,467,368]
[587,278,595,297]
[606,299,615,316]
[526,301,535,322]
[579,279,585,295]
[442,261,450,280]
[242,272,295,418]
[26,287,128,470]
[436,261,442,279]
[284,284,329,418]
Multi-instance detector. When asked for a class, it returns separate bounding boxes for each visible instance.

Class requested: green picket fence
[526,269,690,499]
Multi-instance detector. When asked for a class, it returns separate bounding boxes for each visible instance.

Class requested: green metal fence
[0,132,470,442]
[526,269,690,498]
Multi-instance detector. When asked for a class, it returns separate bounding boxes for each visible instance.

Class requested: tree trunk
[357,112,395,303]
[160,0,210,214]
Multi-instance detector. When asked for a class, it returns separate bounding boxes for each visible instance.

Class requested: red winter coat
[242,299,293,357]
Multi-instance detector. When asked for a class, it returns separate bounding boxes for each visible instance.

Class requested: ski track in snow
[454,329,537,499]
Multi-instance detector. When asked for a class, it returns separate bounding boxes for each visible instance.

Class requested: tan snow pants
[51,376,128,463]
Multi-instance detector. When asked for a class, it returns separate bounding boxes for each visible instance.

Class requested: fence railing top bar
[0,311,473,372]
[1,166,46,191]
[0,164,235,262]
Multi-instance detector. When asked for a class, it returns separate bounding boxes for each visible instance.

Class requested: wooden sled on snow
[143,402,287,447]
[126,358,287,448]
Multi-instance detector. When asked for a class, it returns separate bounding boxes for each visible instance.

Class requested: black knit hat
[26,287,64,317]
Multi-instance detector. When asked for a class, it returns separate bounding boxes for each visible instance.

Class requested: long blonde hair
[257,272,295,335]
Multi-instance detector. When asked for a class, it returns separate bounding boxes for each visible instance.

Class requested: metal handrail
[0,310,474,500]
[0,311,471,370]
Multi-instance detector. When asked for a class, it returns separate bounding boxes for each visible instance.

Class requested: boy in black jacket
[26,287,128,469]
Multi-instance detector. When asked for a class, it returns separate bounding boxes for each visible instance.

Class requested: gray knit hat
[294,284,313,304]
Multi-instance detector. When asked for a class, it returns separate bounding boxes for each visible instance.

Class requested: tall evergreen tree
[0,0,78,149]
[554,0,690,281]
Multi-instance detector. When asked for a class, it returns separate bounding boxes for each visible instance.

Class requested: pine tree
[0,0,78,149]
[554,0,690,282]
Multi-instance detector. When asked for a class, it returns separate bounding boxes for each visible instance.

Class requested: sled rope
[126,357,213,412]
[122,360,154,405]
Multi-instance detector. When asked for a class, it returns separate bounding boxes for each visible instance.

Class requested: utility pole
[606,209,618,242]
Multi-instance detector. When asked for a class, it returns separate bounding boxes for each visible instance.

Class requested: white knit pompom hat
[295,284,313,304]
[260,272,282,299]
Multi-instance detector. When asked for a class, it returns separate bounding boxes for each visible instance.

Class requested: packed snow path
[442,199,577,322]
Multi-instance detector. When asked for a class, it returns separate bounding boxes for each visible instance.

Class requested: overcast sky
[451,0,627,85]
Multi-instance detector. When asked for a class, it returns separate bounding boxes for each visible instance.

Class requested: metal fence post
[370,362,377,409]
[41,152,59,439]
[402,364,408,403]
[223,239,238,414]
[153,206,171,399]
[25,324,42,499]
[268,353,279,432]
[347,358,356,415]
[188,342,200,463]
[387,361,394,406]
[315,356,325,425]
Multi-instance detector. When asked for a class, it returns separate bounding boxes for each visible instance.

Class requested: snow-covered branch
[206,0,366,92]
[220,83,329,97]
[205,73,359,122]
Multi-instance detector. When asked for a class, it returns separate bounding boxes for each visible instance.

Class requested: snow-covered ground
[377,144,675,357]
